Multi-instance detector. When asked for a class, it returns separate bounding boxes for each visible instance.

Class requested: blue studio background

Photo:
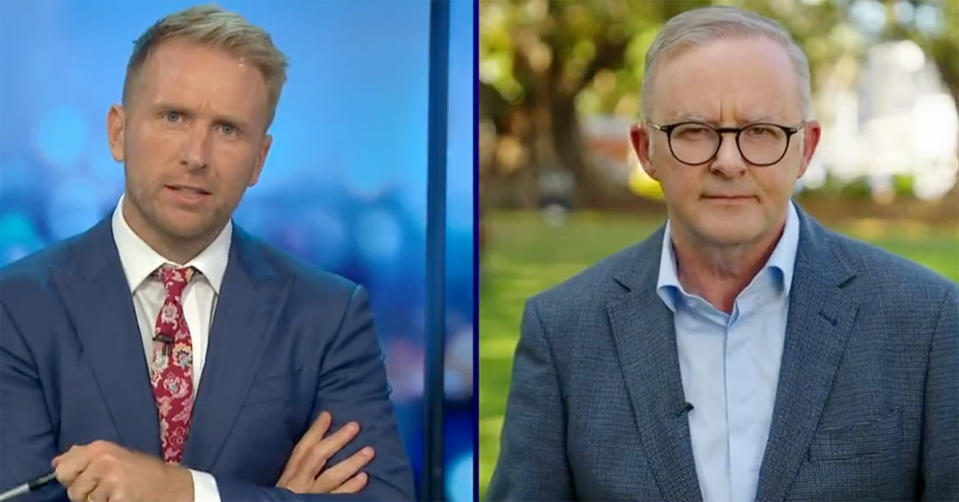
[0,1,474,500]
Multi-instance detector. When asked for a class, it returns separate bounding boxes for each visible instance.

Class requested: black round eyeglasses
[646,121,806,166]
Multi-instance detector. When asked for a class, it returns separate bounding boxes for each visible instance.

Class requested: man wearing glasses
[489,6,957,502]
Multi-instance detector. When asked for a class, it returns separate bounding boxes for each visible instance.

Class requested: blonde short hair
[641,6,812,119]
[123,4,288,126]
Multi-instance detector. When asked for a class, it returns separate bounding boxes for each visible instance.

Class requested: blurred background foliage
[479,0,958,497]
[480,0,959,208]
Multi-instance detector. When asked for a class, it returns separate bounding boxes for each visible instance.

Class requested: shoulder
[803,219,959,335]
[821,226,958,302]
[0,226,100,299]
[528,227,663,320]
[235,230,361,304]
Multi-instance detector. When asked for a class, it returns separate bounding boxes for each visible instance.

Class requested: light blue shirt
[656,202,799,502]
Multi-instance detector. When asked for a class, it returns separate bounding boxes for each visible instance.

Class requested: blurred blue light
[89,153,125,188]
[35,106,89,169]
[0,213,45,265]
[399,184,428,231]
[0,157,43,195]
[46,178,105,240]
[446,452,473,502]
[300,208,348,269]
[355,208,402,263]
[341,162,394,199]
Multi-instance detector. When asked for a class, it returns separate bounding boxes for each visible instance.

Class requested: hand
[276,411,374,494]
[51,440,192,502]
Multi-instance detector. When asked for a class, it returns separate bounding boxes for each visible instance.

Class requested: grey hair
[123,4,288,127]
[641,6,812,119]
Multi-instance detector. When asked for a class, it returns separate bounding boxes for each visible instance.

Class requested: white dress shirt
[111,196,225,502]
[656,202,799,502]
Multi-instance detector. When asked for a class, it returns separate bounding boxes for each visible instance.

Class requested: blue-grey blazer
[0,217,415,501]
[488,206,957,501]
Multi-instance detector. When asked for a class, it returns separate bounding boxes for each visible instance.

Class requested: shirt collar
[656,200,800,311]
[111,195,232,294]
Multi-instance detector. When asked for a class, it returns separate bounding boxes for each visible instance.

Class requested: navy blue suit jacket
[0,217,415,501]
[488,207,958,501]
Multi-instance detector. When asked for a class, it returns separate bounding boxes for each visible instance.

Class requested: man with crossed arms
[0,5,413,501]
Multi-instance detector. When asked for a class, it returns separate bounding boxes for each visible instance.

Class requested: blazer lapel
[182,227,292,471]
[755,210,859,502]
[607,228,703,502]
[51,219,163,457]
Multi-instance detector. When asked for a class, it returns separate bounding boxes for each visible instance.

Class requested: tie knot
[155,265,195,296]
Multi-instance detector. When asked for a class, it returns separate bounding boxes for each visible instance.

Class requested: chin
[160,220,218,242]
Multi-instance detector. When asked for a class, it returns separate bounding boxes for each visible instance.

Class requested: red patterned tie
[150,265,196,464]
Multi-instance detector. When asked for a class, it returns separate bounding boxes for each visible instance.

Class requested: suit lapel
[755,211,859,502]
[52,219,163,457]
[607,228,703,502]
[182,227,291,471]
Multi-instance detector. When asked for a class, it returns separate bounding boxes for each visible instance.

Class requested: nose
[709,131,747,178]
[180,122,210,170]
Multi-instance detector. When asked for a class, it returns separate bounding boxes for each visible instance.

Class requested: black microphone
[0,472,57,501]
[675,401,694,417]
[154,334,174,356]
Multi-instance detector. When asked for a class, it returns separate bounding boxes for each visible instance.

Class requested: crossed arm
[48,411,371,502]
[0,284,413,502]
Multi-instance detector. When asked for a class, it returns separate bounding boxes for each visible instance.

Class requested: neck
[121,197,216,265]
[149,240,208,266]
[670,220,785,314]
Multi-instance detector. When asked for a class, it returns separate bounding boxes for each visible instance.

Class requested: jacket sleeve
[487,298,573,500]
[216,285,414,502]
[920,284,959,501]
[215,478,373,501]
[0,300,63,502]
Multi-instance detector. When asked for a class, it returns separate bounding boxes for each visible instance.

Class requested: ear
[248,134,272,187]
[796,119,821,179]
[107,104,126,163]
[630,123,659,181]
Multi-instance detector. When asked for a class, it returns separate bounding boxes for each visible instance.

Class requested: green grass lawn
[478,210,959,498]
